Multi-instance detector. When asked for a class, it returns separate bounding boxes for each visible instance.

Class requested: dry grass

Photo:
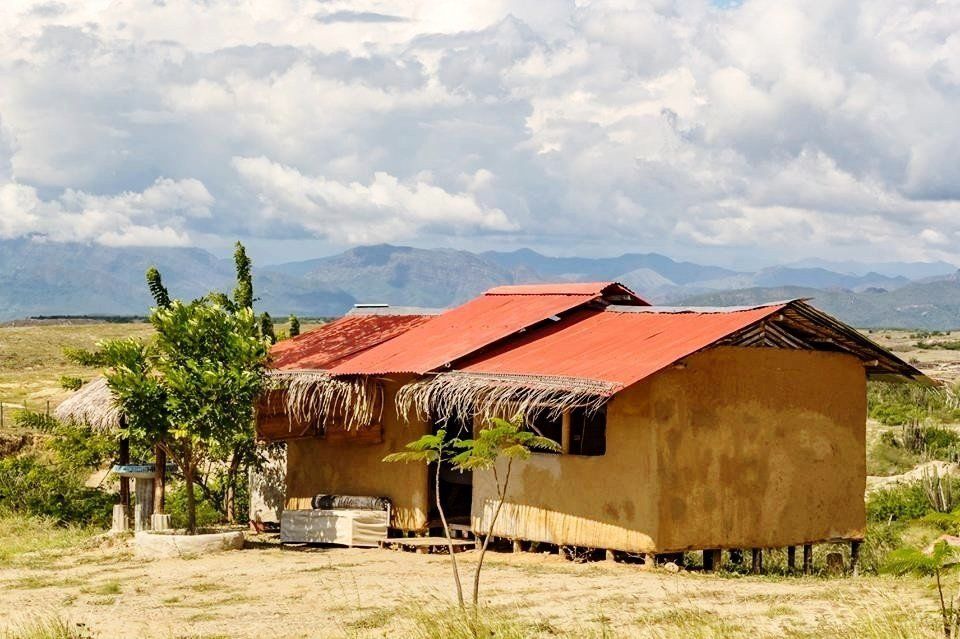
[0,534,941,639]
[0,512,98,567]
[0,322,153,422]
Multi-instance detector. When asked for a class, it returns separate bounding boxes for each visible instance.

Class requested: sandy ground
[0,535,937,639]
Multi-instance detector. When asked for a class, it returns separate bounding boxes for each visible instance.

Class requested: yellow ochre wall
[472,347,867,553]
[283,378,431,531]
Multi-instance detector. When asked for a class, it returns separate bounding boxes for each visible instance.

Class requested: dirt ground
[0,535,938,639]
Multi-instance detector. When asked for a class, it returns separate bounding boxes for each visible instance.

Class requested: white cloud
[0,0,958,264]
[0,177,210,246]
[231,156,514,244]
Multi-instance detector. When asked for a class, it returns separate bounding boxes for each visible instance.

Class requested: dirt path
[0,538,937,638]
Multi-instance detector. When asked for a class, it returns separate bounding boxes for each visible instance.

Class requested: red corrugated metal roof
[270,314,433,371]
[329,284,640,375]
[456,304,788,389]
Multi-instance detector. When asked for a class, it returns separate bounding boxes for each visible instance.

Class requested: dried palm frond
[396,371,618,423]
[267,370,383,430]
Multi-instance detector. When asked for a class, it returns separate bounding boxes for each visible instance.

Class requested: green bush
[0,455,113,527]
[868,381,960,426]
[875,422,960,462]
[859,521,906,574]
[866,482,931,522]
[166,481,221,530]
[58,376,84,391]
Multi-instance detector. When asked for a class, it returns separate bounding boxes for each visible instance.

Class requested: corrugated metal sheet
[456,304,788,388]
[270,314,433,371]
[329,292,605,375]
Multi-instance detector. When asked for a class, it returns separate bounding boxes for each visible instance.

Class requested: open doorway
[429,414,473,527]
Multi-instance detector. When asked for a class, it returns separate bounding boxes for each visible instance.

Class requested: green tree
[884,540,960,637]
[260,312,276,344]
[72,244,270,532]
[384,429,466,608]
[385,414,558,609]
[146,267,171,309]
[288,315,301,338]
[233,242,254,310]
[150,300,268,533]
[451,415,559,606]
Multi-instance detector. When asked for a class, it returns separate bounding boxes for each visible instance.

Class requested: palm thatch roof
[267,370,383,430]
[396,371,616,423]
[54,377,123,434]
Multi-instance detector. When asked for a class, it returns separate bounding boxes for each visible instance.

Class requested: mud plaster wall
[472,347,866,553]
[283,377,431,531]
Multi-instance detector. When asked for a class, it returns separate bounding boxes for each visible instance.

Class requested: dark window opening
[569,406,606,456]
[529,406,606,456]
[529,411,563,454]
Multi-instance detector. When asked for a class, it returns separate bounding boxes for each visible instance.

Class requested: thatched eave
[53,377,123,434]
[265,369,383,430]
[396,371,619,423]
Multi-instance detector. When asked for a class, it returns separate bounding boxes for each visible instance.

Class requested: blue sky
[0,1,958,268]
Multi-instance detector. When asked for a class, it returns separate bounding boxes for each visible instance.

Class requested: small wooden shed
[259,284,925,560]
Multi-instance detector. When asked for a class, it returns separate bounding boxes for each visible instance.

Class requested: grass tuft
[1,616,94,639]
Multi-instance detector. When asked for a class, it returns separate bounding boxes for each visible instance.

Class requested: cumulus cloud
[0,177,211,246]
[231,156,514,244]
[0,0,958,264]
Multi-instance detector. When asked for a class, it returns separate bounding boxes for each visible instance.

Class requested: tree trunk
[154,444,166,514]
[184,447,197,534]
[118,436,131,525]
[472,460,513,607]
[224,450,242,524]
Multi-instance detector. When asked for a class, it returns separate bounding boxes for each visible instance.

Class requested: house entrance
[430,414,473,526]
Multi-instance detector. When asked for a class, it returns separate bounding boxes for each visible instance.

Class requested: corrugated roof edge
[605,300,801,314]
[346,306,444,316]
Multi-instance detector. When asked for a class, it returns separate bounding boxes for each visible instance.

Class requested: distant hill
[0,238,354,320]
[679,273,960,329]
[269,245,520,308]
[2,238,959,329]
[480,248,739,285]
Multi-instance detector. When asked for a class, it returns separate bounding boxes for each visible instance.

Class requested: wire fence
[0,399,53,429]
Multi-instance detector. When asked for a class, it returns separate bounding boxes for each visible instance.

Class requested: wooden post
[561,411,571,454]
[850,541,861,576]
[512,539,522,553]
[703,549,721,572]
[605,549,616,562]
[803,544,813,575]
[751,548,762,575]
[787,546,796,572]
[118,436,131,525]
[153,444,166,514]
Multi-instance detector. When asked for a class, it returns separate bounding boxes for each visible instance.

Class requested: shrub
[876,422,960,462]
[859,521,906,574]
[866,482,931,522]
[166,481,221,530]
[0,455,113,527]
[58,376,84,391]
[868,382,960,426]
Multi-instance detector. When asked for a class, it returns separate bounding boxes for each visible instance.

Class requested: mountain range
[2,238,959,329]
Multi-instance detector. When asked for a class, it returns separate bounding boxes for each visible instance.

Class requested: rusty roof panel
[329,292,604,375]
[456,304,788,388]
[270,314,433,371]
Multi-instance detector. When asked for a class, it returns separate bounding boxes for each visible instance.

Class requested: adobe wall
[472,347,866,553]
[282,377,431,531]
